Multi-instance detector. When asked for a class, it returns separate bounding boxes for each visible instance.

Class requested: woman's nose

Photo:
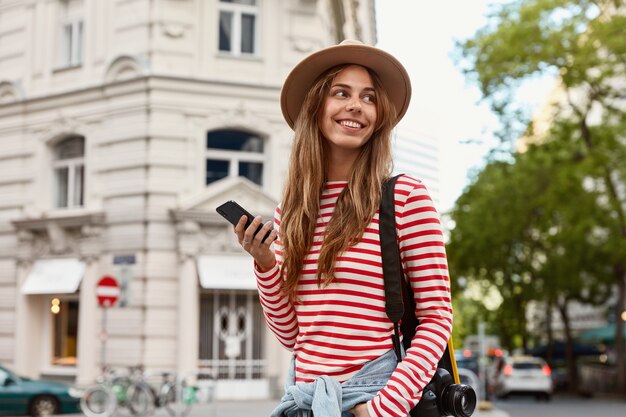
[346,97,361,112]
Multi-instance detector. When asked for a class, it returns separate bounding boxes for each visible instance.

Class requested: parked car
[492,356,553,401]
[0,365,81,416]
[455,350,480,376]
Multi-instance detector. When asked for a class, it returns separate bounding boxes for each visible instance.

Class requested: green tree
[458,0,626,391]
[448,139,614,389]
[448,160,538,354]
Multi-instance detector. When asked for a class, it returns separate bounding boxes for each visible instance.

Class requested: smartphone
[216,200,272,242]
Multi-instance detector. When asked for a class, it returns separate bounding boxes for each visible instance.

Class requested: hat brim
[280,42,412,130]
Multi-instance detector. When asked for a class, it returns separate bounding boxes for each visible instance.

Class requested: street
[493,393,626,417]
[4,393,625,417]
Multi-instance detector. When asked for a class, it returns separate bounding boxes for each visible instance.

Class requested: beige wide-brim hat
[280,39,412,130]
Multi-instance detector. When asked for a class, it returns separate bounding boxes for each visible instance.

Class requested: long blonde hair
[279,65,397,301]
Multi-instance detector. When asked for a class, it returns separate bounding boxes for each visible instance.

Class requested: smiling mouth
[339,120,364,128]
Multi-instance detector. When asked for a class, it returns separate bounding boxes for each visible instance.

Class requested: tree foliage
[454,0,626,392]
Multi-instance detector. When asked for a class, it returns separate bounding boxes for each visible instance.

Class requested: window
[59,0,84,67]
[53,135,85,209]
[50,298,79,366]
[206,129,264,185]
[218,0,258,56]
[199,290,265,379]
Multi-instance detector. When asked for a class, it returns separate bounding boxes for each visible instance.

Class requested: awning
[579,322,626,344]
[197,255,256,290]
[21,258,85,294]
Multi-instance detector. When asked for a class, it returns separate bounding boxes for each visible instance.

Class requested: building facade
[0,0,376,399]
[392,126,441,208]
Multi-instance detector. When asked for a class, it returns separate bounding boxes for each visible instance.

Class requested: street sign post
[96,276,120,371]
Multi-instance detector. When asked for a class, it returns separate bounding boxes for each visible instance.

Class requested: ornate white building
[0,0,376,399]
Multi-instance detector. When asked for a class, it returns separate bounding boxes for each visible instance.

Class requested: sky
[376,0,553,212]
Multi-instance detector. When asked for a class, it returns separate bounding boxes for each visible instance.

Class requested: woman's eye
[333,90,347,98]
[363,94,375,103]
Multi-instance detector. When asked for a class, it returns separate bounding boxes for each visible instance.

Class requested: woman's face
[319,65,377,157]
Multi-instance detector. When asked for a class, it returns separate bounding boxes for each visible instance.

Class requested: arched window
[53,135,85,208]
[206,129,264,185]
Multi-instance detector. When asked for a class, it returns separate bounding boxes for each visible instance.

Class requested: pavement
[91,398,510,417]
[10,398,509,417]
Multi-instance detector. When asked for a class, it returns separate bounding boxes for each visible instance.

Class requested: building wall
[0,0,377,397]
[392,127,441,208]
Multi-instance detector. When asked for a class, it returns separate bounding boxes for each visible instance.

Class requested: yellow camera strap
[447,339,460,384]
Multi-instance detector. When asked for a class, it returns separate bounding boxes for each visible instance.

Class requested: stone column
[176,221,200,375]
[76,225,104,385]
[76,256,100,385]
[13,231,38,378]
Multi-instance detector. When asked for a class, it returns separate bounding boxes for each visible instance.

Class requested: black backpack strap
[379,174,405,362]
[380,176,468,416]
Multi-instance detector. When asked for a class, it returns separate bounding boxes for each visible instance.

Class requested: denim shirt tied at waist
[271,347,403,417]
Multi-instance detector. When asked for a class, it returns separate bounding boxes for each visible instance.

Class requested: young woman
[234,40,452,417]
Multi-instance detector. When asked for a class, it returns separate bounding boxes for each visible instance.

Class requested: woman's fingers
[234,215,248,243]
[255,221,276,245]
[264,227,278,246]
[241,216,276,249]
[243,216,263,246]
[235,216,277,272]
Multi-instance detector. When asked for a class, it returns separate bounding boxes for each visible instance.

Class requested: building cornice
[170,209,224,226]
[0,74,282,115]
[12,211,105,232]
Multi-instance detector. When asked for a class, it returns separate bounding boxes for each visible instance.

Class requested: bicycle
[124,365,156,416]
[157,370,215,417]
[80,366,155,417]
[80,367,122,417]
[157,372,195,417]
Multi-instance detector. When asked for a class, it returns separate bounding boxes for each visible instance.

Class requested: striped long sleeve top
[254,175,453,417]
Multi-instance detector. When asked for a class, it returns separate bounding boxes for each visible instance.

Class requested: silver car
[493,356,553,401]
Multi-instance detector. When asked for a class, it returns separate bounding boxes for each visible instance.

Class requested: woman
[234,40,452,417]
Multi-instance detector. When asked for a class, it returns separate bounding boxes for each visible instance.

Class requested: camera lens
[440,384,477,417]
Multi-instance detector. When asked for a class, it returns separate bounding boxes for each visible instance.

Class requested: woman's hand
[234,215,278,272]
[349,403,371,417]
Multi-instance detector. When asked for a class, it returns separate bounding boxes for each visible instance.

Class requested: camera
[413,368,477,417]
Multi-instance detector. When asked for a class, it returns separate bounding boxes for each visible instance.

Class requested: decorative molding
[12,212,106,263]
[16,230,35,265]
[80,224,105,261]
[34,113,87,146]
[46,222,70,255]
[289,36,318,53]
[0,80,24,104]
[174,220,201,260]
[103,55,150,83]
[160,22,186,39]
[207,105,278,138]
[175,176,278,220]
[199,225,237,253]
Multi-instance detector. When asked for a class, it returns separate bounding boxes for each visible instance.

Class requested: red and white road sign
[96,276,120,308]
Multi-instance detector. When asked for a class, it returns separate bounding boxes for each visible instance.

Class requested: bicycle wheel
[160,383,177,417]
[80,385,117,417]
[127,383,155,417]
[161,383,193,417]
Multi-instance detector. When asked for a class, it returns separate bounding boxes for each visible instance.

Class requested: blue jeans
[271,348,401,417]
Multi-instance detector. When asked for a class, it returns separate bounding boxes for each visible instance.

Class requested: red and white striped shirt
[255,175,453,417]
